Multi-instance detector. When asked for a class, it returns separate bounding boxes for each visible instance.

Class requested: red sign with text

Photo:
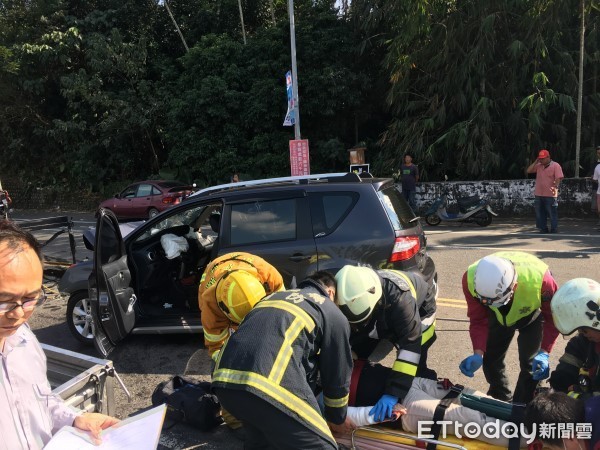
[289,139,310,176]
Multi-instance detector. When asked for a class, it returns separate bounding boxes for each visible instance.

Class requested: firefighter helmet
[335,266,382,323]
[216,270,267,323]
[474,255,518,307]
[551,278,600,335]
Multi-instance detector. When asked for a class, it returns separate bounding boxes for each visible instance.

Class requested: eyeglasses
[0,289,47,315]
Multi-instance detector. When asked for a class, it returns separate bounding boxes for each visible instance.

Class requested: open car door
[89,208,136,356]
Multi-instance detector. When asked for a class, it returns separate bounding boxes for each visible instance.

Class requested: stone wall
[2,176,596,217]
[411,178,596,217]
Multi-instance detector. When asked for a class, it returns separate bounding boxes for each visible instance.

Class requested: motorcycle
[424,188,498,227]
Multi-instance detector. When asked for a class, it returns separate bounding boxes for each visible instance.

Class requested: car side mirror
[114,193,120,199]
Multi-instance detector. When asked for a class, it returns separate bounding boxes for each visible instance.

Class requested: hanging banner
[283,70,295,127]
[289,140,310,176]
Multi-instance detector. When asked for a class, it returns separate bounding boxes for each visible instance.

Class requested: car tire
[148,207,160,218]
[67,291,95,346]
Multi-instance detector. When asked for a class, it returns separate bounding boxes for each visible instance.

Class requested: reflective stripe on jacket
[198,252,284,356]
[350,269,436,401]
[212,281,352,445]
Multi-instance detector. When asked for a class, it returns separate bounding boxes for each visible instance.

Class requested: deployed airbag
[160,234,189,259]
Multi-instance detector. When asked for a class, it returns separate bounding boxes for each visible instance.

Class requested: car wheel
[475,210,493,227]
[67,291,95,346]
[148,207,160,218]
[425,214,441,226]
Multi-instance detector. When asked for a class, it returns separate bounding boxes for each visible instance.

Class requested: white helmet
[335,266,382,323]
[551,278,600,335]
[474,255,518,307]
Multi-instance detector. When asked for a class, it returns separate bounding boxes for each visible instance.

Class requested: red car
[100,180,194,219]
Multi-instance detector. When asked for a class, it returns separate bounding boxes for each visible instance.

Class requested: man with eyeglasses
[458,251,560,404]
[0,220,119,449]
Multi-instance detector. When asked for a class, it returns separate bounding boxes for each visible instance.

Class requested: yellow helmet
[216,270,267,323]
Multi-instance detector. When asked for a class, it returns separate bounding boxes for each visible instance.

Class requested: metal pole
[575,0,585,177]
[164,0,189,52]
[288,0,301,140]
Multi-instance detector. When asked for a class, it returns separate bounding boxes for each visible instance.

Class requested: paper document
[44,404,166,450]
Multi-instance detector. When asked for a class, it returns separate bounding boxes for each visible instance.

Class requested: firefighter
[198,252,284,360]
[334,265,437,423]
[212,271,354,449]
[549,278,600,400]
[460,251,560,403]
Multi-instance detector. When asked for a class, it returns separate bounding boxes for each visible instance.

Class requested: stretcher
[336,425,510,450]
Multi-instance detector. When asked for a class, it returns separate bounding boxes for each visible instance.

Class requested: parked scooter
[424,188,498,227]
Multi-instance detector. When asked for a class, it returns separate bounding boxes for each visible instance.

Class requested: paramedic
[549,278,600,403]
[335,265,437,423]
[460,251,559,403]
[212,271,354,449]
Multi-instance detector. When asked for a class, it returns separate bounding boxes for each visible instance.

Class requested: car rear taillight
[162,196,177,205]
[389,236,421,262]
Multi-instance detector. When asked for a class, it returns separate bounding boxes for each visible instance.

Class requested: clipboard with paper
[44,404,166,450]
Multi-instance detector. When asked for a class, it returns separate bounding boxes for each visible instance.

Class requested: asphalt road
[15,210,600,450]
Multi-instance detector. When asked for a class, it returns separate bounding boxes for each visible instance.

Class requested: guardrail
[18,216,76,264]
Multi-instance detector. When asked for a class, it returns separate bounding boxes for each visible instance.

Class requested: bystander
[527,149,564,233]
[0,220,119,449]
[400,153,419,211]
[593,146,600,227]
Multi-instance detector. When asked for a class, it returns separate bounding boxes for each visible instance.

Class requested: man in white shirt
[593,146,600,227]
[0,220,119,449]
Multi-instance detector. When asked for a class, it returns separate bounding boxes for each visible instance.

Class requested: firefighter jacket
[349,269,436,402]
[550,334,600,400]
[212,279,352,446]
[198,252,284,357]
[462,251,559,353]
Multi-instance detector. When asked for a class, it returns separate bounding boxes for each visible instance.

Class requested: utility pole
[575,0,585,177]
[288,0,301,140]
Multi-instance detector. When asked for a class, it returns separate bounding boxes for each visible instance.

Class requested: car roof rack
[190,172,364,198]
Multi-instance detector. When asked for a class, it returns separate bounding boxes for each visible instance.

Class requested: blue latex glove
[369,394,398,422]
[459,353,483,377]
[532,350,550,381]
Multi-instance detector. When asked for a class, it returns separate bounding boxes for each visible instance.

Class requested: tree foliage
[0,0,599,192]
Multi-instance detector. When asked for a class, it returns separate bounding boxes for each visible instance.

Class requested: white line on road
[426,229,599,238]
[429,244,600,255]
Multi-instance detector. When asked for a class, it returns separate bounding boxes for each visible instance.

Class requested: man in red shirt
[527,149,564,233]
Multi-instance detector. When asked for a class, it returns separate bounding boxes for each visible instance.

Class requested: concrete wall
[412,178,596,218]
[1,176,596,217]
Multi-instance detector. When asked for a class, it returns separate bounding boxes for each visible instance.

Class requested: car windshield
[377,185,417,230]
[134,204,219,242]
